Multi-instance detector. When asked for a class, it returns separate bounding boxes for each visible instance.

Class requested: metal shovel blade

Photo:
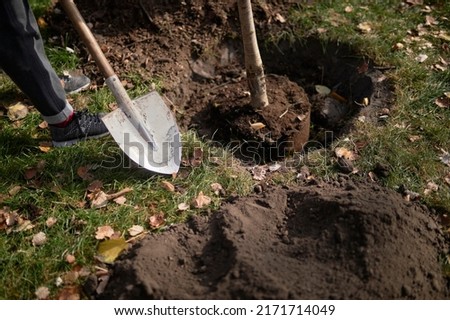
[102,91,181,174]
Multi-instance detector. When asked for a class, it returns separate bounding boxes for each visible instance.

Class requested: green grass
[1,0,449,299]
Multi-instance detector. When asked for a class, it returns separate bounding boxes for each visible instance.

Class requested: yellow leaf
[97,238,128,263]
[335,147,357,160]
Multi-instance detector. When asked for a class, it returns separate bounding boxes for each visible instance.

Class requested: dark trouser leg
[0,0,73,124]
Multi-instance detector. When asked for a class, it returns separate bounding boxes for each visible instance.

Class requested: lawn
[1,0,449,299]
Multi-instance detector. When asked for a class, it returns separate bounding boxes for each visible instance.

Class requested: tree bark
[237,0,269,109]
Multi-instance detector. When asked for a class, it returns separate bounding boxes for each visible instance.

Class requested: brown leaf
[35,286,50,300]
[95,225,115,240]
[77,166,94,181]
[8,185,21,196]
[177,202,190,211]
[161,180,175,192]
[435,96,450,108]
[335,147,357,160]
[113,195,127,205]
[38,121,48,129]
[65,254,76,264]
[87,180,103,192]
[191,191,212,209]
[357,22,372,33]
[38,141,52,153]
[90,190,109,209]
[32,232,47,246]
[57,286,80,300]
[211,182,225,196]
[128,225,144,236]
[46,217,57,228]
[24,168,38,180]
[7,102,29,121]
[149,212,165,228]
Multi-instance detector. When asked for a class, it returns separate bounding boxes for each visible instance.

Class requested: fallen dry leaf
[315,85,331,95]
[65,254,76,264]
[24,167,38,180]
[38,141,52,153]
[357,21,372,33]
[149,212,165,228]
[87,180,103,192]
[161,180,175,192]
[178,202,190,211]
[95,225,115,240]
[211,182,224,196]
[250,122,266,131]
[45,217,57,228]
[57,286,80,300]
[77,166,94,181]
[191,191,212,209]
[113,195,127,205]
[128,225,144,236]
[444,173,450,185]
[7,102,29,121]
[435,96,450,108]
[38,121,48,129]
[415,54,428,63]
[335,147,357,160]
[8,185,21,196]
[35,286,50,300]
[439,150,450,166]
[89,187,133,209]
[251,165,267,181]
[97,238,128,263]
[32,232,47,246]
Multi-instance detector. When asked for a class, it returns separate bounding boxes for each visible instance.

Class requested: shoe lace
[76,110,103,124]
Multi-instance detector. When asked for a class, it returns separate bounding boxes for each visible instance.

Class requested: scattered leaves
[251,165,267,181]
[7,102,29,121]
[32,232,47,246]
[357,21,372,33]
[177,202,190,211]
[65,254,76,264]
[113,196,127,205]
[415,54,428,63]
[88,187,133,209]
[439,150,450,166]
[149,213,165,228]
[424,181,439,195]
[191,191,211,209]
[38,141,52,153]
[250,122,266,131]
[77,166,94,181]
[95,225,115,240]
[56,286,80,300]
[128,225,144,236]
[335,147,357,160]
[315,85,331,95]
[46,217,57,228]
[35,286,50,300]
[435,95,450,108]
[211,183,225,196]
[8,185,21,196]
[161,180,175,192]
[97,238,128,264]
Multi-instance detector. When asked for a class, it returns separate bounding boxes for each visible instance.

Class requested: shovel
[60,0,181,175]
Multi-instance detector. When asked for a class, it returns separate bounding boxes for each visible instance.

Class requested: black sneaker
[50,111,109,147]
[60,72,91,95]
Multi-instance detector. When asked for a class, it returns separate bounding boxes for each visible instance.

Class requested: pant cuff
[42,102,74,125]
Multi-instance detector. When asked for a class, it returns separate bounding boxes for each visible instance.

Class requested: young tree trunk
[237,0,269,109]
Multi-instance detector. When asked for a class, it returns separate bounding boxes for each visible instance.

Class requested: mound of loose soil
[99,180,448,299]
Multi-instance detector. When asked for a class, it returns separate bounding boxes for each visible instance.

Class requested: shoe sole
[52,132,110,147]
[65,82,90,95]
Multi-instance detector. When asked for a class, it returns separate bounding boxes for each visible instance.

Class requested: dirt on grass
[47,0,449,299]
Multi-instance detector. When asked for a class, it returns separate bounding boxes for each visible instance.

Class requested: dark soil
[100,180,448,299]
[47,0,448,299]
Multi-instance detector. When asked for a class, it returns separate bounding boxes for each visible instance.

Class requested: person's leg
[0,0,109,146]
[0,0,73,125]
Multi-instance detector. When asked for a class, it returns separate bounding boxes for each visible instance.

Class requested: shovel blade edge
[102,92,181,174]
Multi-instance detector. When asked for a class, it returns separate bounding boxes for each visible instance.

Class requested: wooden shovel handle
[60,0,115,78]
